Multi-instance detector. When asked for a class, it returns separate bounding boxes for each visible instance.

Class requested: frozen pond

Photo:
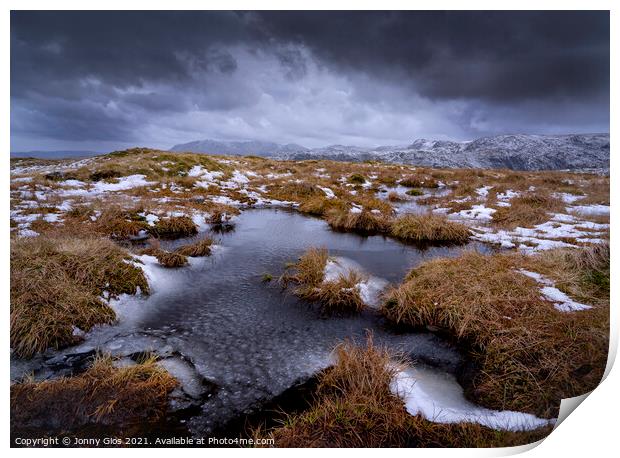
[11,208,493,435]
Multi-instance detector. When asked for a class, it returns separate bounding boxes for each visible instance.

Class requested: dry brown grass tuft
[387,191,404,202]
[268,338,410,447]
[326,209,391,235]
[381,250,609,418]
[391,213,471,244]
[348,173,367,184]
[262,338,551,447]
[11,236,149,358]
[281,248,365,314]
[174,238,214,257]
[267,181,323,202]
[11,355,177,434]
[152,249,189,268]
[150,216,198,239]
[280,247,328,297]
[522,243,609,306]
[95,206,149,239]
[311,271,366,315]
[399,175,439,188]
[299,196,348,216]
[492,192,565,229]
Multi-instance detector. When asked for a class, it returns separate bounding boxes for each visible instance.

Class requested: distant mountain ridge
[10,150,103,159]
[170,133,610,171]
[170,139,309,156]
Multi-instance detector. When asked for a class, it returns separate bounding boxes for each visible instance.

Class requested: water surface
[12,208,491,434]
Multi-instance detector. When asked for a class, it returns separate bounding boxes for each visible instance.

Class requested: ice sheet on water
[391,365,554,431]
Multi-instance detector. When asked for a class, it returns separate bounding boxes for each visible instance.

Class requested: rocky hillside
[170,133,610,171]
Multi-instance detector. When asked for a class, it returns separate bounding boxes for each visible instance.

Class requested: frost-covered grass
[260,339,551,447]
[10,236,149,357]
[11,354,177,435]
[381,248,609,418]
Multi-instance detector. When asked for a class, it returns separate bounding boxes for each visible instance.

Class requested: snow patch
[391,365,553,431]
[517,269,592,312]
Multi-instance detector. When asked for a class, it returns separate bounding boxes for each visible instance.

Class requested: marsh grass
[10,236,149,358]
[150,216,198,239]
[267,181,323,202]
[348,173,367,184]
[262,338,551,447]
[299,196,348,216]
[399,175,439,188]
[312,271,366,315]
[280,248,366,314]
[387,191,404,202]
[174,238,214,257]
[381,249,609,418]
[492,192,565,229]
[95,206,149,239]
[391,213,471,244]
[152,249,189,268]
[326,209,391,235]
[11,354,177,434]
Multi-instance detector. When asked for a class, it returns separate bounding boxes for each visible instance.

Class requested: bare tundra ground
[10,148,609,447]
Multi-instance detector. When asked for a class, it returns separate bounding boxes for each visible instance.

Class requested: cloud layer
[10,11,609,151]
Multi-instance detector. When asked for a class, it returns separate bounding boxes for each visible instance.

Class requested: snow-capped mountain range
[170,133,610,171]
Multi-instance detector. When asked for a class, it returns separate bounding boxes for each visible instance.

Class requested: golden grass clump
[267,338,410,447]
[10,236,149,358]
[348,173,367,184]
[174,238,214,257]
[152,249,189,268]
[150,216,198,238]
[267,181,323,202]
[387,191,404,202]
[262,338,551,447]
[299,196,348,216]
[11,355,177,434]
[280,247,328,297]
[95,206,149,239]
[399,175,439,188]
[311,271,366,315]
[390,213,471,244]
[281,248,365,314]
[492,192,565,229]
[326,209,391,235]
[381,250,609,418]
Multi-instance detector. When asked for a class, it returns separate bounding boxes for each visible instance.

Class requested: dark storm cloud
[251,11,609,101]
[10,10,609,151]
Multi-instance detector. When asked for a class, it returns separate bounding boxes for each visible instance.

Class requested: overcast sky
[10,11,609,152]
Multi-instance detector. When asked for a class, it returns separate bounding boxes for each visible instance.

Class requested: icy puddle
[11,208,498,434]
